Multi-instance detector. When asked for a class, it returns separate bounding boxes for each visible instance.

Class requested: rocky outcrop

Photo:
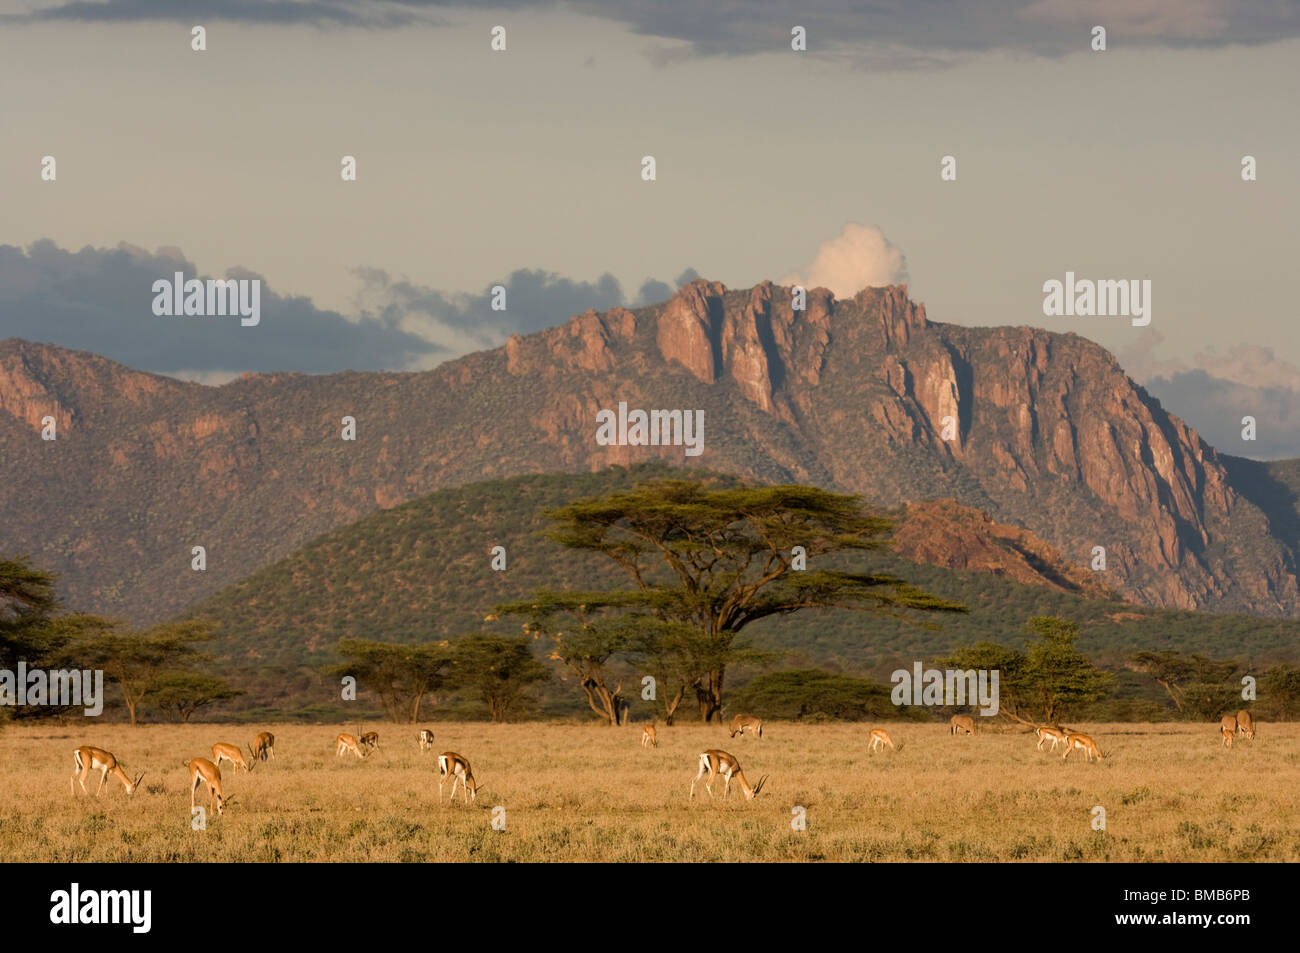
[890,500,1111,598]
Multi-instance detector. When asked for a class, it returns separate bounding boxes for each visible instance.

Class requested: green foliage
[1261,665,1300,720]
[449,634,549,722]
[1127,649,1241,720]
[72,620,216,725]
[330,638,450,723]
[146,671,242,722]
[939,616,1113,724]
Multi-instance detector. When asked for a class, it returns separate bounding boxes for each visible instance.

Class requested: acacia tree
[502,479,965,723]
[450,634,549,722]
[330,638,450,722]
[1127,650,1239,719]
[74,620,214,725]
[938,616,1112,726]
[147,671,242,722]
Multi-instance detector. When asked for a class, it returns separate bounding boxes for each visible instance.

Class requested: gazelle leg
[690,762,708,798]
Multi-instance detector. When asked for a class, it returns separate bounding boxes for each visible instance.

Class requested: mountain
[2,279,1297,623]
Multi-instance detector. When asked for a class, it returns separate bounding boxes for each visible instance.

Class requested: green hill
[179,465,1300,718]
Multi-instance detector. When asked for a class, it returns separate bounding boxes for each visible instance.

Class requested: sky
[1,0,1298,457]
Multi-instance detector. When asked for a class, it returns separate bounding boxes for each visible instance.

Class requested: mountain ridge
[2,279,1296,622]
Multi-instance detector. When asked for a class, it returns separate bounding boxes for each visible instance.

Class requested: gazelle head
[746,774,768,800]
[126,772,145,795]
[245,744,258,772]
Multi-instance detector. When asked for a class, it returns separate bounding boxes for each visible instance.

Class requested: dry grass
[3,721,1297,862]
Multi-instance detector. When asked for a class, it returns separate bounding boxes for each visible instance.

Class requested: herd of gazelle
[65,709,1261,813]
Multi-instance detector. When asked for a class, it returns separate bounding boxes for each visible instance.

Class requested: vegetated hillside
[5,279,1298,626]
[177,466,1300,716]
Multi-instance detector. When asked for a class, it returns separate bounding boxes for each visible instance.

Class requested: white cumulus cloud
[780,223,908,299]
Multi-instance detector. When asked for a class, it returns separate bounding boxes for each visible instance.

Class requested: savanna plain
[2,722,1296,862]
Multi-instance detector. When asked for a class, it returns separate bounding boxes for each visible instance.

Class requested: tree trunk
[581,676,623,726]
[663,685,684,726]
[695,670,725,723]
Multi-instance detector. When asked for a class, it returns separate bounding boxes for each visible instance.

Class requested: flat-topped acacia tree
[498,478,966,724]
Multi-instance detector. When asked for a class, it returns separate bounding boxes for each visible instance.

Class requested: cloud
[8,1,1298,59]
[1016,0,1230,40]
[0,240,441,376]
[780,224,908,299]
[0,240,695,378]
[1119,330,1300,460]
[351,267,628,363]
[3,0,422,27]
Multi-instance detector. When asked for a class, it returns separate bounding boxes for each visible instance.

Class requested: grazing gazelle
[71,746,143,797]
[1236,710,1256,741]
[641,724,658,748]
[418,729,435,752]
[728,714,763,740]
[1221,725,1235,749]
[689,750,767,800]
[1035,726,1068,752]
[1219,714,1237,735]
[949,714,975,736]
[437,752,479,803]
[360,731,380,753]
[868,728,896,753]
[185,757,227,816]
[1061,732,1103,762]
[336,733,366,758]
[211,742,254,774]
[252,732,275,762]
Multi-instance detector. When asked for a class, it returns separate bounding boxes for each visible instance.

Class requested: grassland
[2,722,1297,862]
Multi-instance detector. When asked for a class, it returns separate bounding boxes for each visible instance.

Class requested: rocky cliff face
[2,278,1295,623]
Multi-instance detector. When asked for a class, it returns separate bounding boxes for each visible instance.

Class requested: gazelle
[418,729,435,751]
[360,731,380,753]
[642,724,658,748]
[1035,726,1068,752]
[1219,714,1237,735]
[1061,732,1103,762]
[689,750,766,800]
[185,757,227,816]
[336,733,366,758]
[211,742,254,774]
[949,714,975,736]
[437,752,479,803]
[1221,726,1234,749]
[728,714,763,740]
[71,746,143,797]
[1236,710,1256,741]
[252,732,275,761]
[868,728,896,753]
